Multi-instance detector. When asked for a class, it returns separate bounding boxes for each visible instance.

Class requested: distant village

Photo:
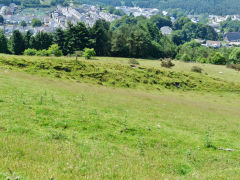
[1,3,240,47]
[187,14,240,47]
[0,3,159,36]
[0,3,119,36]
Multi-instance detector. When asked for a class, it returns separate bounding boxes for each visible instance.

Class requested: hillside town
[0,3,161,36]
[0,3,121,36]
[116,6,159,18]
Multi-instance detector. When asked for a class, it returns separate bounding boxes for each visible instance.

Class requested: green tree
[182,22,218,41]
[24,31,33,49]
[10,30,25,55]
[70,22,91,51]
[159,36,177,59]
[110,16,137,31]
[91,20,111,56]
[146,23,162,43]
[30,32,53,50]
[127,27,152,58]
[20,20,27,28]
[31,18,42,27]
[150,15,172,29]
[54,28,67,55]
[173,17,191,30]
[0,15,4,24]
[171,30,187,45]
[0,30,8,53]
[111,24,163,58]
[111,26,130,57]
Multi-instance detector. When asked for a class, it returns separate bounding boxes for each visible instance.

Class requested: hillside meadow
[0,55,240,179]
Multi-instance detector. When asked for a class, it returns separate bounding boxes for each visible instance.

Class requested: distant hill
[1,0,240,15]
[79,0,240,15]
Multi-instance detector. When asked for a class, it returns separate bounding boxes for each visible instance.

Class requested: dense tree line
[0,15,239,65]
[1,0,240,15]
[176,40,240,65]
[0,15,179,59]
[171,17,218,45]
[220,19,240,33]
[76,0,240,15]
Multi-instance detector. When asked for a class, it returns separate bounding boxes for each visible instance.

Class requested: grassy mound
[0,55,239,92]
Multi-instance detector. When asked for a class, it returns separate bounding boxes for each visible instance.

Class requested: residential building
[206,40,222,48]
[224,32,240,42]
[161,26,172,35]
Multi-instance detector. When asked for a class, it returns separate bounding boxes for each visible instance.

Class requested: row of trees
[0,15,178,59]
[0,14,239,65]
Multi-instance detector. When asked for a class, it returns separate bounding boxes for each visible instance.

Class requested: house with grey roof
[224,32,240,43]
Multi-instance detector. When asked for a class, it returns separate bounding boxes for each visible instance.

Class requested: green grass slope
[0,55,239,93]
[0,55,240,179]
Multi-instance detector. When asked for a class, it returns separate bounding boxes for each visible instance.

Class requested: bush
[181,54,191,62]
[82,48,96,59]
[31,18,42,27]
[128,59,140,65]
[199,57,208,64]
[229,48,240,64]
[210,52,226,65]
[48,44,63,57]
[161,59,175,68]
[24,48,37,56]
[191,66,203,73]
[36,49,50,56]
[227,64,240,71]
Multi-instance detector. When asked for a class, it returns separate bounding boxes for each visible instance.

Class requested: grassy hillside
[0,55,240,179]
[0,55,239,93]
[93,57,240,84]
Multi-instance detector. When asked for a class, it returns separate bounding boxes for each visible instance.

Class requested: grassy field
[0,55,240,179]
[92,57,240,83]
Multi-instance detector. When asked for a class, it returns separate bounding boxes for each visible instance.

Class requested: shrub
[210,52,226,65]
[161,59,175,68]
[199,57,208,64]
[181,54,191,62]
[82,48,96,59]
[227,64,240,71]
[36,49,50,56]
[191,66,203,73]
[48,44,63,57]
[31,18,42,27]
[229,48,240,64]
[128,58,140,65]
[24,48,37,56]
